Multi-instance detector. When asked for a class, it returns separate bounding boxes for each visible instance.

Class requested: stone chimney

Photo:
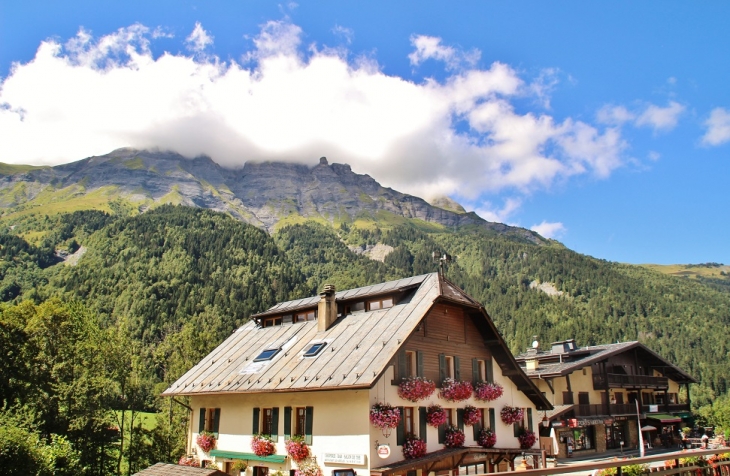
[525,347,539,371]
[317,284,337,332]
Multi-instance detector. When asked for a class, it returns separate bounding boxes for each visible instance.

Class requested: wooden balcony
[572,403,690,417]
[593,373,669,390]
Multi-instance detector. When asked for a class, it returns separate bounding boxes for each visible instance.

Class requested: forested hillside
[1,205,729,474]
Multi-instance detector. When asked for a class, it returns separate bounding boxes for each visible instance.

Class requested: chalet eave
[161,382,373,397]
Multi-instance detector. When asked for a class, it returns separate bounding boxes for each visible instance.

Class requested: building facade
[515,339,695,458]
[163,273,551,475]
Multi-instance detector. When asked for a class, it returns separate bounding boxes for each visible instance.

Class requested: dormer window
[303,342,327,357]
[295,310,316,322]
[368,297,394,311]
[254,348,280,362]
[263,317,282,327]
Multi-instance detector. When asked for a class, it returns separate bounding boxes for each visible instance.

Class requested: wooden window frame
[404,407,415,436]
[405,351,416,378]
[445,356,455,379]
[263,317,282,327]
[262,408,274,436]
[294,310,316,323]
[295,407,306,437]
[368,296,394,311]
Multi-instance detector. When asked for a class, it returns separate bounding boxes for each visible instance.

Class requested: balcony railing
[593,373,669,390]
[571,403,690,417]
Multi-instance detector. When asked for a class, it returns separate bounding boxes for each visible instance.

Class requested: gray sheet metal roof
[515,341,696,383]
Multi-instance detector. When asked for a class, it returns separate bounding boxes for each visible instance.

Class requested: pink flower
[439,378,473,402]
[426,404,447,427]
[500,406,524,425]
[477,428,497,448]
[463,405,482,426]
[370,402,401,429]
[474,381,504,402]
[402,434,428,459]
[398,377,436,402]
[251,434,276,457]
[518,429,537,449]
[196,431,216,453]
[444,426,465,448]
[285,437,310,463]
[295,459,323,476]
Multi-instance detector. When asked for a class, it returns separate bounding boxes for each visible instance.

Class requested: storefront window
[572,427,595,451]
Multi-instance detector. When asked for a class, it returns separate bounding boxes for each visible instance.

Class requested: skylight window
[303,342,327,357]
[254,348,280,362]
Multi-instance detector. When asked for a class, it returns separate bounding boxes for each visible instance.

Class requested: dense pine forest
[2,205,730,474]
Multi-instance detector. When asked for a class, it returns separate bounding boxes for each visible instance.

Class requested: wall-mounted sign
[377,445,391,459]
[323,453,366,465]
[649,405,658,413]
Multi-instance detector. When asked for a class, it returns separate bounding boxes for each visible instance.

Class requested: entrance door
[605,425,625,449]
[253,466,269,476]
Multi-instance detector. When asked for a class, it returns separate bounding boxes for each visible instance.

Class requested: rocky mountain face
[0,148,544,243]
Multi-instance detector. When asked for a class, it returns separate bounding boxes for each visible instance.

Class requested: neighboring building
[163,273,551,476]
[515,339,696,458]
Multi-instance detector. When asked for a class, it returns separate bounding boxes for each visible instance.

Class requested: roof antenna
[432,251,453,278]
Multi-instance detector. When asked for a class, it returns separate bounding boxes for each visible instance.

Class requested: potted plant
[444,426,465,448]
[426,404,447,427]
[477,428,497,448]
[196,430,217,453]
[439,378,473,402]
[251,434,276,457]
[402,433,428,459]
[285,435,310,463]
[518,429,537,449]
[463,405,482,426]
[231,460,248,473]
[369,402,401,430]
[474,381,503,402]
[500,405,524,425]
[398,376,436,402]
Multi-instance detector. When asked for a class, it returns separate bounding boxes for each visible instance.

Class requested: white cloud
[332,25,353,44]
[185,22,213,52]
[648,150,661,161]
[408,35,479,71]
[531,221,566,239]
[635,101,685,132]
[597,105,635,126]
[0,21,627,202]
[701,107,730,146]
[474,198,523,224]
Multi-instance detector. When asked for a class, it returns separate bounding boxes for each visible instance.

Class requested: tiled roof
[133,463,227,476]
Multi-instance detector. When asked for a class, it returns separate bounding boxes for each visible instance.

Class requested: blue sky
[1,1,728,265]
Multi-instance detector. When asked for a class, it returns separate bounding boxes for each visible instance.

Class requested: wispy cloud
[408,35,480,71]
[531,221,566,239]
[597,101,684,133]
[701,107,730,146]
[332,25,353,44]
[0,21,627,202]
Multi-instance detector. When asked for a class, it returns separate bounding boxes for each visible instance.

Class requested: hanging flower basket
[196,431,217,453]
[179,456,200,467]
[518,429,537,449]
[463,405,482,426]
[370,402,401,430]
[251,434,276,457]
[477,428,497,448]
[285,436,310,463]
[295,458,323,476]
[444,426,466,448]
[500,406,524,425]
[402,434,428,459]
[474,381,504,402]
[439,378,473,402]
[398,376,436,402]
[426,404,447,427]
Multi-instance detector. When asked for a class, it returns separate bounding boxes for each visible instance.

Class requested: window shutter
[284,407,292,439]
[396,407,405,446]
[397,351,407,382]
[486,358,494,383]
[199,408,206,433]
[271,407,279,438]
[419,407,427,442]
[472,358,480,384]
[454,356,461,381]
[417,351,425,378]
[253,407,260,434]
[457,409,464,431]
[489,408,495,430]
[213,408,221,433]
[438,354,446,383]
[527,408,533,432]
[438,422,447,444]
[514,422,521,437]
[304,406,314,445]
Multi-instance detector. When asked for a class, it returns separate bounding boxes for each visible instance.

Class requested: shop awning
[647,413,681,423]
[208,450,287,463]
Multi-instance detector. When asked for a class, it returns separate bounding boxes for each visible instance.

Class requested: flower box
[426,404,447,427]
[370,402,401,429]
[500,405,524,425]
[474,381,503,402]
[477,428,497,448]
[402,434,427,459]
[518,429,537,449]
[463,405,482,426]
[196,431,216,453]
[439,378,473,402]
[285,436,310,463]
[444,426,465,448]
[398,377,436,402]
[251,434,276,457]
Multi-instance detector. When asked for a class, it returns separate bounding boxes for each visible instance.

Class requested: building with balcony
[163,273,551,476]
[515,339,696,458]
